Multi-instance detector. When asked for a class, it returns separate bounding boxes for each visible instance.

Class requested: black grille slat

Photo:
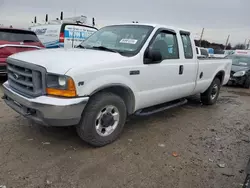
[7,59,46,97]
[7,65,32,78]
[8,79,35,96]
[8,74,33,87]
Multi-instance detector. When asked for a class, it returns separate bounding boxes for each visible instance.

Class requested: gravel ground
[0,78,250,188]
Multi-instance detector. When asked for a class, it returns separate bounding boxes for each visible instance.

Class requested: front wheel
[201,78,221,105]
[76,92,127,147]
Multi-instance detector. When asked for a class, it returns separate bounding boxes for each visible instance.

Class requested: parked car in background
[196,46,209,58]
[207,48,214,58]
[234,49,250,56]
[227,53,250,88]
[3,23,231,146]
[29,22,98,49]
[224,50,234,56]
[212,49,227,58]
[0,28,44,76]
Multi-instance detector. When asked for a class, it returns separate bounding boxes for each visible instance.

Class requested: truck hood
[231,65,250,72]
[8,48,128,74]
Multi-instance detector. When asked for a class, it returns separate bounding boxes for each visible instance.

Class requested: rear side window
[180,33,193,59]
[0,29,39,42]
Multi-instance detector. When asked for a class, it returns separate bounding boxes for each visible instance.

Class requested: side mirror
[144,49,162,64]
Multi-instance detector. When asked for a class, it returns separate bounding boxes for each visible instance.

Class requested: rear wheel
[76,92,127,147]
[201,78,221,105]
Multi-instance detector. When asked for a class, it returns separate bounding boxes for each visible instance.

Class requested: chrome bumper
[2,82,89,126]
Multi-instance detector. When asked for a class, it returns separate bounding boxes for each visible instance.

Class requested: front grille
[7,59,46,97]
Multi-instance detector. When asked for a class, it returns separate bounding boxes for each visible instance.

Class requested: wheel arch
[214,70,225,85]
[90,84,136,115]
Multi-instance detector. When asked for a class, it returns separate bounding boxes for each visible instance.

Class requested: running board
[135,99,187,116]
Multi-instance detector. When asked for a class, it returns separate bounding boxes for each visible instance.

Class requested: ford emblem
[13,73,19,79]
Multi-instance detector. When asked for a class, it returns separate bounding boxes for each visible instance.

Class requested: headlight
[46,74,76,97]
[233,71,246,77]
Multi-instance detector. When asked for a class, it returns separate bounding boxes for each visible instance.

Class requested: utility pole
[199,28,204,47]
[244,39,247,49]
[247,39,250,50]
[224,34,230,50]
[45,14,48,23]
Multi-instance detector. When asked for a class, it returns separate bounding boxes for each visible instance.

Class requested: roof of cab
[106,23,191,33]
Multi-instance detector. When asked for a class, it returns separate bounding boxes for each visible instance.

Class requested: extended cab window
[181,33,193,59]
[149,31,179,59]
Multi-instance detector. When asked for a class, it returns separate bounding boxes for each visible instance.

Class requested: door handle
[179,65,184,75]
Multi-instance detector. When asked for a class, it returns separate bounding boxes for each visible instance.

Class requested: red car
[0,28,44,75]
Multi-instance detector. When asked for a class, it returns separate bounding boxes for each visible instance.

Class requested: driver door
[136,29,183,109]
[136,29,197,110]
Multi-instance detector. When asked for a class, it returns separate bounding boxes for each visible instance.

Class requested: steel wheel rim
[95,105,120,137]
[211,84,219,100]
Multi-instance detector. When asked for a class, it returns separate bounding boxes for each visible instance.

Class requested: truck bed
[193,58,231,94]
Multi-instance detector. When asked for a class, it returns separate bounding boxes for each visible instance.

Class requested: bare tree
[233,43,246,50]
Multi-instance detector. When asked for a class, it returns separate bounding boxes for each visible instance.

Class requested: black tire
[243,77,250,89]
[76,92,127,147]
[201,78,221,105]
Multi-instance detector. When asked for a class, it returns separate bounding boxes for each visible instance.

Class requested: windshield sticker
[239,62,248,66]
[120,39,138,44]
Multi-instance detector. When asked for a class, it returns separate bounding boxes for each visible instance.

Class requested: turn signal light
[46,77,77,97]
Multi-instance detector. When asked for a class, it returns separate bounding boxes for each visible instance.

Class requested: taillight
[59,32,64,43]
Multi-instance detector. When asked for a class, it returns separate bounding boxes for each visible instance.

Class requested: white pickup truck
[3,23,232,146]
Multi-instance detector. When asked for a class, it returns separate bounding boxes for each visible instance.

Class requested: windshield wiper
[77,45,124,55]
[91,46,119,53]
[76,45,86,49]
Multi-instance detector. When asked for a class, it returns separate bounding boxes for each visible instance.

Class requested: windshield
[228,55,250,67]
[78,25,154,56]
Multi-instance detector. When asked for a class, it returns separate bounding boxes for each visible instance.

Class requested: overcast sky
[0,0,249,45]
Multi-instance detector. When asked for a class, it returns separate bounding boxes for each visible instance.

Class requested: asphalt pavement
[0,78,249,188]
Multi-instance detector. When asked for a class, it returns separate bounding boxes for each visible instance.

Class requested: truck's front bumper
[2,82,89,126]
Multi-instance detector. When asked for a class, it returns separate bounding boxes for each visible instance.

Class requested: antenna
[199,28,204,47]
[45,14,48,23]
[60,11,63,20]
[92,17,95,26]
[224,35,230,50]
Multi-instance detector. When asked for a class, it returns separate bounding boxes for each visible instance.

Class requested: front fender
[76,74,139,99]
